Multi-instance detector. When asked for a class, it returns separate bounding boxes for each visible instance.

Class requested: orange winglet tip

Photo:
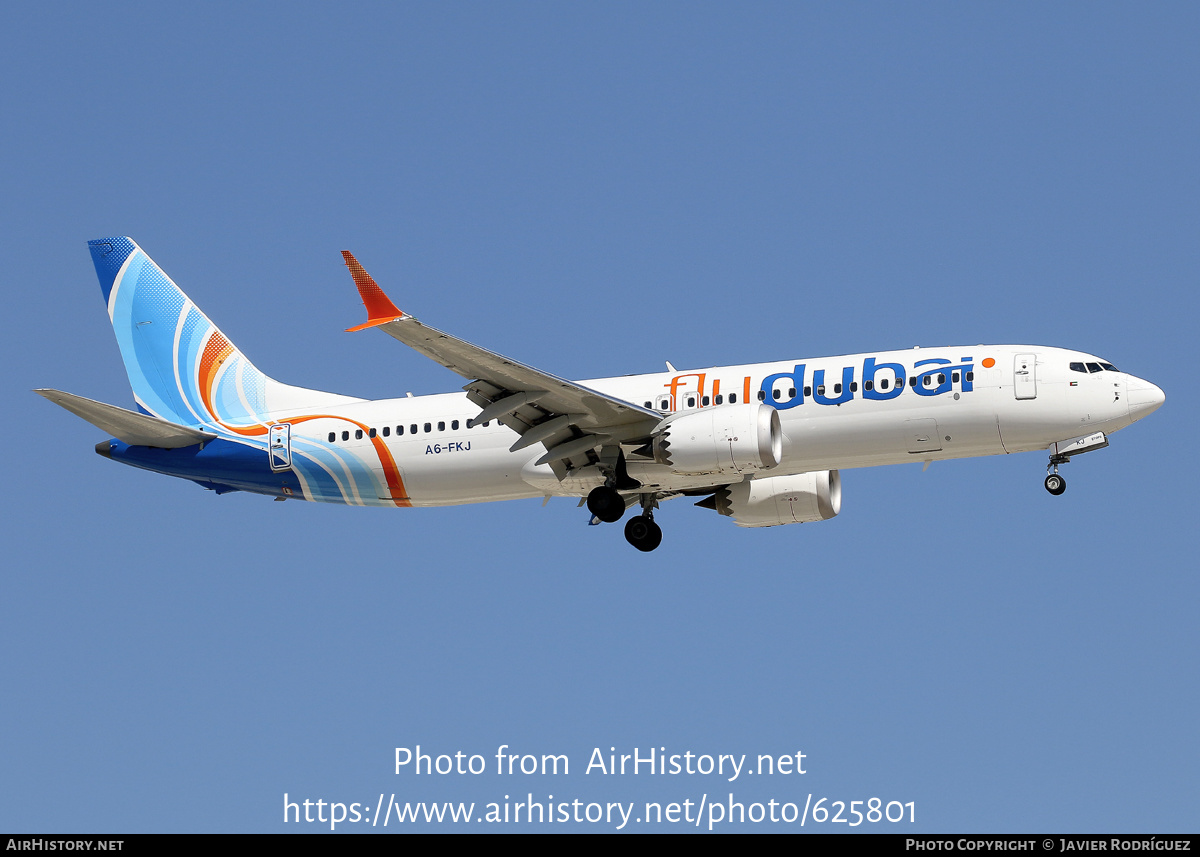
[346,317,401,333]
[342,251,404,331]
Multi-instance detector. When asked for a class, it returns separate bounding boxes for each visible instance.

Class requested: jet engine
[699,471,841,527]
[651,404,782,476]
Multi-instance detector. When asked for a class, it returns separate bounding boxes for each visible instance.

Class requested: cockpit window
[1071,360,1120,373]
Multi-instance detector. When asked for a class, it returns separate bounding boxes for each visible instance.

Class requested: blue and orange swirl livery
[87,238,410,507]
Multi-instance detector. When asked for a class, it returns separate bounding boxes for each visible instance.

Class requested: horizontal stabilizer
[35,389,217,449]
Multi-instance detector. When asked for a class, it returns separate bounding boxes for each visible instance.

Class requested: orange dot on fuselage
[982,358,995,368]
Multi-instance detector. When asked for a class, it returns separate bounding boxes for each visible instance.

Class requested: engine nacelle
[652,404,782,476]
[705,471,841,527]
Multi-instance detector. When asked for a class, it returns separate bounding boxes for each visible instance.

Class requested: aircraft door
[1014,353,1037,400]
[269,423,292,472]
[905,418,943,454]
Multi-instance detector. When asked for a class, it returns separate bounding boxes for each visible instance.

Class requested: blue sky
[2,3,1196,832]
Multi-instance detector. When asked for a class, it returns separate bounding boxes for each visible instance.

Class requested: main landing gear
[625,493,663,552]
[586,485,626,523]
[624,513,662,553]
[586,486,664,551]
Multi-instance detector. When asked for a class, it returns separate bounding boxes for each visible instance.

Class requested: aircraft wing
[342,253,660,469]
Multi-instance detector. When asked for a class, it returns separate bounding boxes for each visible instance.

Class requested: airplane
[37,237,1165,552]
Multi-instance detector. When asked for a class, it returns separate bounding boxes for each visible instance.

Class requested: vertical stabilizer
[88,238,359,436]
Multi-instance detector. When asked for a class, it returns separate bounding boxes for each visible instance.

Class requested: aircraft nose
[1126,376,1165,422]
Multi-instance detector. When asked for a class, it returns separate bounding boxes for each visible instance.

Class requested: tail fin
[89,238,358,435]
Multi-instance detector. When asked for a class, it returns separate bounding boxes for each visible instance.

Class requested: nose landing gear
[1043,431,1109,496]
[1045,453,1069,495]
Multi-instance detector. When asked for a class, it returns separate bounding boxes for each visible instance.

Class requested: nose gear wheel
[1044,454,1068,496]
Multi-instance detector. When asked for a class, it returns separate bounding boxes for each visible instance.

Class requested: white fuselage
[270,344,1157,507]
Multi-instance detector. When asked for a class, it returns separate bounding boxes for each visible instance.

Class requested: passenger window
[687,396,696,407]
[772,389,780,400]
[729,393,737,404]
[937,374,945,384]
[355,429,363,440]
[880,379,889,390]
[788,388,796,398]
[910,377,917,387]
[438,421,446,431]
[424,423,431,433]
[850,382,858,392]
[383,426,390,437]
[328,432,336,443]
[865,380,874,391]
[644,401,652,408]
[452,420,459,430]
[410,424,418,434]
[804,386,811,397]
[817,385,825,396]
[397,425,404,435]
[965,371,973,382]
[702,396,709,406]
[952,372,959,383]
[923,376,932,387]
[715,395,723,405]
[758,390,766,401]
[833,384,841,394]
[369,428,377,438]
[342,431,349,441]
